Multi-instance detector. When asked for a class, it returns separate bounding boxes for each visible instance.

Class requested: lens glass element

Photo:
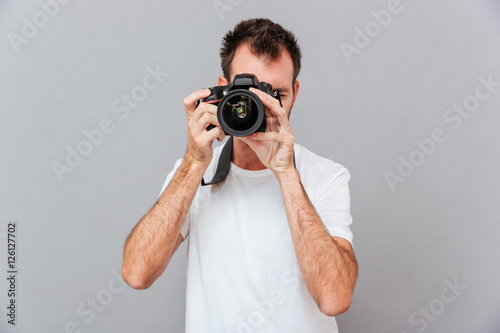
[231,96,249,118]
[221,94,258,132]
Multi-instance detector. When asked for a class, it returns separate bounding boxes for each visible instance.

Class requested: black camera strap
[200,136,297,186]
[201,136,233,186]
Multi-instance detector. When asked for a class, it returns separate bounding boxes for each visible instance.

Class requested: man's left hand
[239,87,295,175]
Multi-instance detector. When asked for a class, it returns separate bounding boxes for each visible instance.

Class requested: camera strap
[200,136,296,186]
[201,136,233,186]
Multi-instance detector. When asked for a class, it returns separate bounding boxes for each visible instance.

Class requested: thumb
[239,135,258,151]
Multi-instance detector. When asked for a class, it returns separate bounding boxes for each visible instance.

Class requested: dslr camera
[197,73,281,137]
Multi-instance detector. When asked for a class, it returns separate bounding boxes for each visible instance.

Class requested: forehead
[229,44,294,90]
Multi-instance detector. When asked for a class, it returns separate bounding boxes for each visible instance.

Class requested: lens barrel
[217,89,265,137]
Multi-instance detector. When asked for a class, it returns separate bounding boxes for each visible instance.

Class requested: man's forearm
[276,169,357,316]
[121,158,205,289]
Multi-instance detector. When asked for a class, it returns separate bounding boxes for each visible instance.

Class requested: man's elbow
[319,295,352,317]
[121,265,152,290]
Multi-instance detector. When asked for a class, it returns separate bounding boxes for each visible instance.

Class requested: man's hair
[220,18,302,83]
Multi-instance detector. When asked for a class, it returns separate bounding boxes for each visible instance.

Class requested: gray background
[1,0,499,332]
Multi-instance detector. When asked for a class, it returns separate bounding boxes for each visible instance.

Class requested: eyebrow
[277,88,290,94]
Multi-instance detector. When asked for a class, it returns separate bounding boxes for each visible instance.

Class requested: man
[121,18,357,332]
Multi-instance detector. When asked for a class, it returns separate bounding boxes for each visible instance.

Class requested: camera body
[198,73,281,137]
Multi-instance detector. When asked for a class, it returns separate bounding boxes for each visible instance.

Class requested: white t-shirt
[160,142,353,333]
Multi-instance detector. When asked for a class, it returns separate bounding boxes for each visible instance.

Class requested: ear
[291,80,300,109]
[218,76,228,86]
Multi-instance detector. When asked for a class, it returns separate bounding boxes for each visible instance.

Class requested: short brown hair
[220,18,302,83]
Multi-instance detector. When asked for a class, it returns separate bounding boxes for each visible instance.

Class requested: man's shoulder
[294,143,351,199]
[294,143,349,177]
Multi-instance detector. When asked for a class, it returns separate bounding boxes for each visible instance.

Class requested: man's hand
[184,89,225,167]
[240,88,357,316]
[239,87,295,175]
[122,89,226,290]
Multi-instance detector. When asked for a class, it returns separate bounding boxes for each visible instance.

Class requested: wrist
[180,155,209,179]
[274,167,300,185]
[184,150,211,169]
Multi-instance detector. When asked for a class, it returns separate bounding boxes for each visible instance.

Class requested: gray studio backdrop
[1,0,499,332]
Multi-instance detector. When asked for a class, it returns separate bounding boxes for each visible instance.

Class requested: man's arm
[241,87,357,316]
[121,88,224,290]
[276,170,358,316]
[121,159,206,290]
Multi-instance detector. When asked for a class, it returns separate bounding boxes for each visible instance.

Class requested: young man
[122,18,358,332]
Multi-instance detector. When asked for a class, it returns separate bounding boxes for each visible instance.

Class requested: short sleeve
[159,158,191,239]
[312,167,353,245]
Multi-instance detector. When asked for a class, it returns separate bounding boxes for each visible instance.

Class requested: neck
[231,137,267,170]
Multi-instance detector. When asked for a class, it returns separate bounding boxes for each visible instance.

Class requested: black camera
[197,73,281,137]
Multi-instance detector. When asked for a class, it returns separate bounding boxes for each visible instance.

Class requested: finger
[249,131,294,145]
[198,124,223,145]
[250,87,283,115]
[239,135,265,156]
[184,89,212,116]
[191,102,218,123]
[190,103,224,140]
[265,112,280,132]
[239,135,257,148]
[191,112,221,137]
[216,127,225,142]
[250,88,292,134]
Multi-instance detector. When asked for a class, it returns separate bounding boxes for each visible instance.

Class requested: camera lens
[218,90,265,137]
[221,94,256,131]
[231,98,249,119]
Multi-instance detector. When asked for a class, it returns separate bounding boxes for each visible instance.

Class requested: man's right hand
[122,89,225,290]
[184,89,225,167]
